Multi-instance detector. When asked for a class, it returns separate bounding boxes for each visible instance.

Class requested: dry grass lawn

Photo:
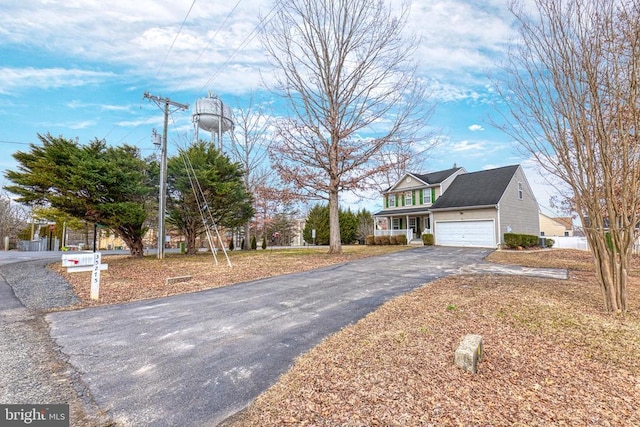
[224,249,640,427]
[53,247,640,426]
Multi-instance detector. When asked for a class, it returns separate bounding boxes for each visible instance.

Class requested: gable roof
[540,213,573,229]
[430,165,520,210]
[412,167,464,185]
[384,167,464,192]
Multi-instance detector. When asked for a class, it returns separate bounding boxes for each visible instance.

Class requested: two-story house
[374,165,540,248]
[374,166,465,241]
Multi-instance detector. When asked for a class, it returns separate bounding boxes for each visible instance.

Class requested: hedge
[503,233,540,249]
[366,235,407,245]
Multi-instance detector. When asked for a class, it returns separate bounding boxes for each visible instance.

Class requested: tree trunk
[586,231,628,312]
[186,231,198,255]
[115,226,145,258]
[244,221,251,250]
[328,188,342,254]
[127,238,144,258]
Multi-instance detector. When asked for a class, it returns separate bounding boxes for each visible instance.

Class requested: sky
[0,0,561,217]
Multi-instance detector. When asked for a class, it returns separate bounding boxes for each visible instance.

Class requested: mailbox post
[62,252,108,300]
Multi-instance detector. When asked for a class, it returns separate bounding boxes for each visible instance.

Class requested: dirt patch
[225,249,640,426]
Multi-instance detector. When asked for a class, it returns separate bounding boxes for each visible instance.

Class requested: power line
[156,0,198,79]
[198,1,283,92]
[175,0,244,92]
[0,139,33,146]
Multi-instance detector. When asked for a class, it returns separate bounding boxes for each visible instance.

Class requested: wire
[175,0,245,92]
[198,1,283,92]
[156,0,198,79]
[0,139,33,146]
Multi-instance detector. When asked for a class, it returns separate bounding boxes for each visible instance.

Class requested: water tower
[192,92,234,150]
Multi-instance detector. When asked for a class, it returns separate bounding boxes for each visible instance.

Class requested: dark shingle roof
[430,165,520,210]
[413,167,463,185]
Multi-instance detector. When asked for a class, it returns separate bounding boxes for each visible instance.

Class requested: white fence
[550,236,589,251]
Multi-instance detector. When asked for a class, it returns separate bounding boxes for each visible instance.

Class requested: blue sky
[0,0,560,216]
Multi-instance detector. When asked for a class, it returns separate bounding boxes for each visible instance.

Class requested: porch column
[406,214,410,240]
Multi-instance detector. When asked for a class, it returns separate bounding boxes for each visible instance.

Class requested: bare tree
[497,0,640,312]
[229,96,273,249]
[261,0,433,254]
[0,193,28,248]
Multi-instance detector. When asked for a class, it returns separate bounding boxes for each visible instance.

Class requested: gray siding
[497,166,540,238]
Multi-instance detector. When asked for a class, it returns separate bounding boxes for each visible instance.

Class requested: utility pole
[143,92,189,259]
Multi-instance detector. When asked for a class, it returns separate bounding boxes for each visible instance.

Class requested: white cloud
[0,0,516,98]
[468,124,484,131]
[450,140,485,152]
[0,67,116,94]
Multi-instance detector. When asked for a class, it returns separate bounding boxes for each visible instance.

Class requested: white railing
[374,229,414,241]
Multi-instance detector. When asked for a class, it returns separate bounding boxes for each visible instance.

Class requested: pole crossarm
[143,91,189,259]
[143,92,190,111]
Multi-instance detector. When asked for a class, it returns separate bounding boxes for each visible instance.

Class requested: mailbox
[61,252,96,268]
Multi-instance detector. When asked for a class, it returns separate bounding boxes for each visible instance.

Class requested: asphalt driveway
[46,247,566,426]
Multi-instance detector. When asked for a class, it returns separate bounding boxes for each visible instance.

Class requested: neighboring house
[539,213,573,237]
[374,166,466,241]
[374,164,540,248]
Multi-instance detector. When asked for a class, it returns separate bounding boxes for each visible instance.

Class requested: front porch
[374,209,432,244]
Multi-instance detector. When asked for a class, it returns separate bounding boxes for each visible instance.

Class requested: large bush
[504,233,540,249]
[422,233,434,245]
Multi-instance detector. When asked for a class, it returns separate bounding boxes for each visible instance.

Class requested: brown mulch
[225,249,640,427]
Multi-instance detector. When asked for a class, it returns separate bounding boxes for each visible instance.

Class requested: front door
[408,217,417,238]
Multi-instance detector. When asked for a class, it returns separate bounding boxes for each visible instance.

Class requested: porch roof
[374,207,431,216]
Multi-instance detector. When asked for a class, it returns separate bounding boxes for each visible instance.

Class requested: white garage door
[435,220,496,248]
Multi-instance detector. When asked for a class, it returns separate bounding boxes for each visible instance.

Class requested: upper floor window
[405,192,412,206]
[518,182,523,200]
[388,194,396,207]
[423,188,432,204]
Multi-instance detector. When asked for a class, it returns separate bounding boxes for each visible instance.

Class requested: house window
[518,182,523,200]
[423,188,432,204]
[392,218,400,229]
[405,192,412,206]
[388,194,396,207]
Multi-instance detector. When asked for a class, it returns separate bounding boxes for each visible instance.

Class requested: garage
[435,220,496,248]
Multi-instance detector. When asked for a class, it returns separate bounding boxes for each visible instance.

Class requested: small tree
[251,235,257,250]
[303,204,330,245]
[0,193,28,248]
[355,209,375,244]
[303,204,360,245]
[261,235,267,250]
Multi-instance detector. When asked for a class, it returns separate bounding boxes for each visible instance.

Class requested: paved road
[45,246,566,426]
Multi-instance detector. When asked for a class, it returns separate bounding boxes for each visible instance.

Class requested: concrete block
[165,275,193,286]
[454,334,483,374]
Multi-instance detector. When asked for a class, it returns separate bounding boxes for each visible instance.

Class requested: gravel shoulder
[0,259,110,426]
